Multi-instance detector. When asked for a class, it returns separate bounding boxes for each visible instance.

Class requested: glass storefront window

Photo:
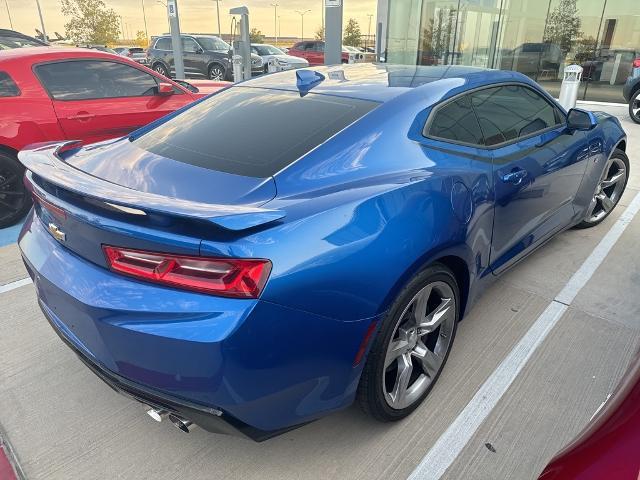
[382,0,640,103]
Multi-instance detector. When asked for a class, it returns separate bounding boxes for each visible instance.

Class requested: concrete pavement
[0,105,639,479]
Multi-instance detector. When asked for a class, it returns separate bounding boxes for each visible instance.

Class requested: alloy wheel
[0,168,24,224]
[630,90,640,124]
[586,156,627,224]
[154,64,168,77]
[209,65,225,81]
[383,281,456,410]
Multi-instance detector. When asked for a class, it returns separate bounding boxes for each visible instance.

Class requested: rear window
[134,87,378,177]
[0,71,19,97]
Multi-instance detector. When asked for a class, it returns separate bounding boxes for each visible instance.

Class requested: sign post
[324,0,343,65]
[167,0,185,79]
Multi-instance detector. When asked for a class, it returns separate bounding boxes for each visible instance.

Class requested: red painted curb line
[0,444,17,480]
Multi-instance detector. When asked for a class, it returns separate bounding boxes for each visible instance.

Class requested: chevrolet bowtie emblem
[48,223,66,242]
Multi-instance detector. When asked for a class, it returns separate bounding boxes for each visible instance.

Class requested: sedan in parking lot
[251,43,309,72]
[0,47,229,227]
[114,46,148,65]
[18,64,628,441]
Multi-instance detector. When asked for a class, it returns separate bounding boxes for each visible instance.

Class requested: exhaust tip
[146,408,168,422]
[168,414,193,433]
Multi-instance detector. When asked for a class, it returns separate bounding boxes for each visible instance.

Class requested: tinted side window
[427,96,484,146]
[471,85,561,146]
[155,37,171,50]
[134,87,378,177]
[36,61,159,100]
[182,37,199,52]
[0,71,20,97]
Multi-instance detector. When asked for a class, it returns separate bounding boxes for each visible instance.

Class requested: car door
[310,42,325,65]
[470,84,592,274]
[35,59,192,144]
[181,37,203,75]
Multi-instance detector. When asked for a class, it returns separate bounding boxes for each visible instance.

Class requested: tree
[343,18,362,47]
[135,30,148,47]
[61,0,120,45]
[249,28,264,43]
[314,25,324,41]
[543,0,582,57]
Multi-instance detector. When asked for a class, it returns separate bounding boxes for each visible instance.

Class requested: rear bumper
[19,211,378,437]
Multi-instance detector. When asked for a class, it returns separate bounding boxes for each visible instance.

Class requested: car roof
[243,63,528,103]
[0,46,123,64]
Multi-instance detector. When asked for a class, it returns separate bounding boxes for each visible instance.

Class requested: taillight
[102,246,271,298]
[633,58,640,68]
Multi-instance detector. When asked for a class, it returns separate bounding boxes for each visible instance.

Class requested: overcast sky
[3,0,377,41]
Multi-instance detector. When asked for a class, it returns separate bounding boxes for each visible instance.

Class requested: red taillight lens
[633,58,640,68]
[102,246,271,298]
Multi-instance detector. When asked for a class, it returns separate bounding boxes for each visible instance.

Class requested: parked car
[0,47,229,227]
[148,34,263,80]
[251,43,309,72]
[0,29,47,49]
[114,46,148,65]
[539,349,640,479]
[288,40,355,65]
[79,44,118,55]
[500,42,562,77]
[17,64,628,440]
[622,56,640,124]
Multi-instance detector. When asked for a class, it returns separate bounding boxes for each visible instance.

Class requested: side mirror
[567,108,597,131]
[157,82,174,96]
[195,47,204,54]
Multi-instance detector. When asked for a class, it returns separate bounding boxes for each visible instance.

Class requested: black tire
[357,263,460,421]
[576,148,629,229]
[0,150,31,229]
[153,62,169,78]
[208,63,226,81]
[628,88,640,124]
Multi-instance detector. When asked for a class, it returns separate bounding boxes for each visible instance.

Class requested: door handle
[68,111,94,122]
[501,168,528,185]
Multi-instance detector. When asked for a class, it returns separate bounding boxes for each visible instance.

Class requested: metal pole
[142,0,149,44]
[35,0,47,42]
[278,15,281,40]
[213,0,221,38]
[4,0,12,30]
[167,0,185,78]
[120,16,124,39]
[324,2,342,65]
[296,9,310,42]
[367,14,373,51]
[271,3,279,44]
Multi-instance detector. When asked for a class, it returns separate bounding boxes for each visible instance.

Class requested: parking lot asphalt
[0,103,639,480]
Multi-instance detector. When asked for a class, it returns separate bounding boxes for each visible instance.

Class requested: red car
[0,47,229,227]
[539,349,640,479]
[287,41,353,66]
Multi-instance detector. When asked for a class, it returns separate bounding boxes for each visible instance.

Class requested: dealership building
[376,0,639,103]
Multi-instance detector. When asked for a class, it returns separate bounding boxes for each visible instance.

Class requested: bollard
[558,64,583,111]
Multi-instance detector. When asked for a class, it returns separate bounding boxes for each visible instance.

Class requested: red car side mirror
[157,83,174,96]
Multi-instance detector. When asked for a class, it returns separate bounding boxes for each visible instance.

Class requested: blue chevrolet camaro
[18,64,628,440]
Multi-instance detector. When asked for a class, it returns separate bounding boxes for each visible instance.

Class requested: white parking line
[0,278,32,294]
[409,190,640,480]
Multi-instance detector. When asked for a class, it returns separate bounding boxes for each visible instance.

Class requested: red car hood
[187,80,232,96]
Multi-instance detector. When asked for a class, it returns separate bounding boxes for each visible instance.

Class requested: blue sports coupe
[19,64,628,440]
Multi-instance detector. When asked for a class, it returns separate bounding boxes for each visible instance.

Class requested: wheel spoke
[0,174,17,189]
[0,190,23,196]
[412,341,441,378]
[384,337,409,369]
[601,170,625,188]
[596,192,614,212]
[390,353,413,407]
[412,285,431,327]
[587,195,599,218]
[418,297,452,334]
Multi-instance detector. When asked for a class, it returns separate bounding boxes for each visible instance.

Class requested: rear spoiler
[18,141,286,231]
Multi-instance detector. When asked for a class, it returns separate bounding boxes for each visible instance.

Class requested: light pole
[295,9,310,42]
[35,0,47,42]
[4,0,12,29]
[270,3,279,44]
[366,14,373,51]
[278,15,281,40]
[142,0,149,44]
[156,0,169,32]
[211,0,222,38]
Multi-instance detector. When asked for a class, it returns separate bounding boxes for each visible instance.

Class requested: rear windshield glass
[0,71,19,97]
[133,87,378,177]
